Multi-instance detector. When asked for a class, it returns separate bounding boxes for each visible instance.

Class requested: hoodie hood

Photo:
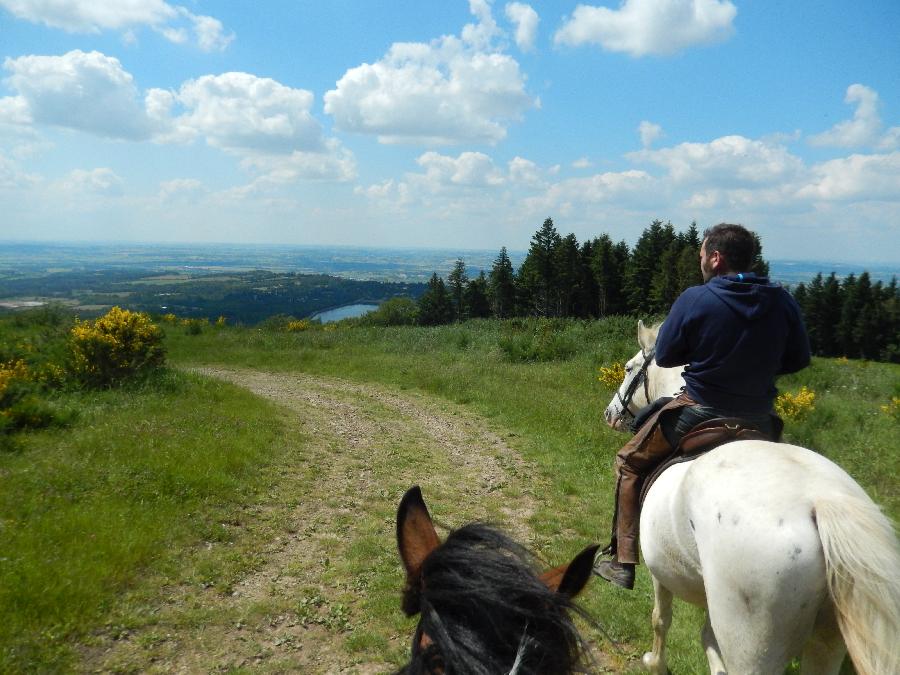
[706,273,781,320]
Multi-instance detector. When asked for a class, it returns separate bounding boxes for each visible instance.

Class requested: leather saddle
[638,415,784,507]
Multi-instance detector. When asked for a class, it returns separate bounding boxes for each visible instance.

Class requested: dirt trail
[82,367,555,674]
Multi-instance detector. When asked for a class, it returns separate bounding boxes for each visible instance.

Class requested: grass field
[1,315,897,672]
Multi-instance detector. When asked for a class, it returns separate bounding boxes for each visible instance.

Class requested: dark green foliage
[417,274,453,326]
[625,220,677,314]
[518,218,562,316]
[489,247,516,318]
[792,272,899,363]
[465,272,492,319]
[359,297,418,326]
[447,259,469,322]
[498,319,578,362]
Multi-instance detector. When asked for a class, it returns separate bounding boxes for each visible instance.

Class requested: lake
[311,303,379,323]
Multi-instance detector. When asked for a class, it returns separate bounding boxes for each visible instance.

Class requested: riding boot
[606,396,695,565]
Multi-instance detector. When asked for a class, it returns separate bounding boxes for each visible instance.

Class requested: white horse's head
[604,320,659,431]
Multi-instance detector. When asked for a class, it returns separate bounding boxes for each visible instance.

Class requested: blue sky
[1,1,898,263]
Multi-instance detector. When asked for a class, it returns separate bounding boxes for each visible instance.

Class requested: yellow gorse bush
[775,386,816,420]
[0,360,31,398]
[160,313,178,323]
[880,396,900,419]
[286,319,313,332]
[597,362,626,388]
[69,306,165,386]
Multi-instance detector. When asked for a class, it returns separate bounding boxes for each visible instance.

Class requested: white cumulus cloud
[809,84,900,150]
[324,1,536,145]
[165,72,328,154]
[628,135,805,187]
[505,2,539,51]
[3,50,158,140]
[554,0,736,56]
[0,0,233,51]
[638,120,663,148]
[61,167,124,196]
[797,152,900,202]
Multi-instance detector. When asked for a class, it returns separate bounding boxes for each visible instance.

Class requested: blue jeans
[660,404,776,448]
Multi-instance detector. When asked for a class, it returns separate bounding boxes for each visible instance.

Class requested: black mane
[399,522,590,674]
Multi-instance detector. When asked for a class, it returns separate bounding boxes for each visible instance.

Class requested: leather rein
[615,348,655,426]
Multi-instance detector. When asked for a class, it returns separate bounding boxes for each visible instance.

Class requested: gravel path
[82,367,551,674]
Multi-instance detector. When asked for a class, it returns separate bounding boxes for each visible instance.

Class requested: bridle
[615,347,655,427]
[410,605,531,675]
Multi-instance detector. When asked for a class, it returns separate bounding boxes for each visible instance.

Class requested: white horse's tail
[815,495,900,675]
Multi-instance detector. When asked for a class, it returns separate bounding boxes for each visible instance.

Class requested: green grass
[0,370,291,671]
[162,317,899,672]
[2,313,896,672]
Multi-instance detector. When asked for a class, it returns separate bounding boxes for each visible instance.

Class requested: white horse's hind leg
[701,614,727,675]
[642,576,673,674]
[799,603,846,675]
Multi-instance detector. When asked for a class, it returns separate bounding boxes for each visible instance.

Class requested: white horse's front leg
[701,614,727,675]
[642,575,673,674]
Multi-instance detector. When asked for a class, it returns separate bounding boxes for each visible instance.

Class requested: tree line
[792,272,899,362]
[416,217,767,324]
[410,217,897,364]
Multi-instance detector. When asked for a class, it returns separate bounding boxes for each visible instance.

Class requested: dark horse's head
[396,486,598,674]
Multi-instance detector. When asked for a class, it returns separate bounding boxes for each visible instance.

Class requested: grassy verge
[163,318,899,673]
[0,370,291,671]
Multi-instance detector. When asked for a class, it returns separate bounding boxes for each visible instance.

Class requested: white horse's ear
[638,320,655,351]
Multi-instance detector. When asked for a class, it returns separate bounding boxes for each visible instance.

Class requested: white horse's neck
[647,362,685,402]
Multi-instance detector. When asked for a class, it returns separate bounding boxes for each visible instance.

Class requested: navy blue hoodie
[655,273,811,414]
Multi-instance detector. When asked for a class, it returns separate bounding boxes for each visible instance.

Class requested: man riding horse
[594,223,811,590]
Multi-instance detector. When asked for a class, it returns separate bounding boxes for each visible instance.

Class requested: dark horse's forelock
[398,522,590,675]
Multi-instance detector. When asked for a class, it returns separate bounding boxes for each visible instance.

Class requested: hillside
[1,314,897,672]
[0,268,425,324]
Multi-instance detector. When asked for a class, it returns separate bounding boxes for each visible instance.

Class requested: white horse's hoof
[642,651,665,673]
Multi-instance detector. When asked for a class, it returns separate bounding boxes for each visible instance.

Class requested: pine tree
[465,272,492,319]
[554,233,581,317]
[650,241,681,311]
[819,273,843,356]
[447,259,469,322]
[576,240,600,319]
[749,233,770,277]
[418,273,453,326]
[801,273,824,354]
[837,274,859,357]
[625,220,675,314]
[518,217,561,316]
[488,247,516,318]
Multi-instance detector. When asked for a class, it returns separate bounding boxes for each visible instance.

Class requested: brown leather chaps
[609,393,697,564]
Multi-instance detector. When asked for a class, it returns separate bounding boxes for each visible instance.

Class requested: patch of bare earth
[82,367,607,674]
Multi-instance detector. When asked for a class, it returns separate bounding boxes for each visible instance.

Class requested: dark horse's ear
[397,486,441,614]
[539,544,600,598]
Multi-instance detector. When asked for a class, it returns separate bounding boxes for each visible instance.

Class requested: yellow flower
[216,316,227,326]
[775,386,816,420]
[0,359,31,397]
[286,319,313,332]
[597,362,625,388]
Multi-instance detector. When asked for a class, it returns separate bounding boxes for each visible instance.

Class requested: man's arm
[778,294,812,375]
[655,291,694,367]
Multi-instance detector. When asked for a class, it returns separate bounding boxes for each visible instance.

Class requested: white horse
[604,321,900,675]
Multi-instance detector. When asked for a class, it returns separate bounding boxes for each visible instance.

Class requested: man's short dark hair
[703,223,756,272]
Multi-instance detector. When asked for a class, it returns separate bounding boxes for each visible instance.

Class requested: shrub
[0,360,59,435]
[286,319,313,332]
[498,320,577,362]
[775,386,816,421]
[69,307,165,387]
[359,297,418,327]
